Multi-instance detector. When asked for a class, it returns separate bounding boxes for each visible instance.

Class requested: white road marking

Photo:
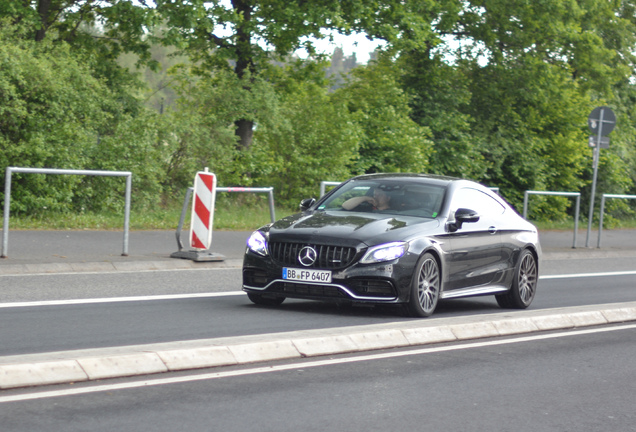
[0,267,239,278]
[540,270,636,280]
[0,292,245,308]
[1,324,634,404]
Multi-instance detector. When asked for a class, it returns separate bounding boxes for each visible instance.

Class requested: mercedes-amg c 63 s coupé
[242,173,541,317]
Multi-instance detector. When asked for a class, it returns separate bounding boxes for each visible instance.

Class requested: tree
[334,55,433,175]
[2,0,154,61]
[393,0,636,217]
[158,65,277,191]
[154,0,435,150]
[2,1,158,116]
[255,63,362,205]
[458,0,636,216]
[0,25,168,213]
[398,53,486,181]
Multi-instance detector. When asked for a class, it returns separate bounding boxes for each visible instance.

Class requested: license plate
[283,268,332,283]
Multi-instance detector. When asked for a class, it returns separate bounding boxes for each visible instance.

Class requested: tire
[407,253,441,317]
[247,293,285,306]
[496,249,537,309]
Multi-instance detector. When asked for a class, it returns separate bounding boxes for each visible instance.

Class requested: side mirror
[447,208,480,232]
[299,198,316,212]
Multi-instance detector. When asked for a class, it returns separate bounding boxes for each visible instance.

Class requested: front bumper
[242,250,417,304]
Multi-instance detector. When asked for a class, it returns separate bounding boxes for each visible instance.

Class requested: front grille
[269,242,358,269]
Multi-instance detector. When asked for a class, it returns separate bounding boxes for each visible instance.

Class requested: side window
[397,185,445,217]
[451,188,505,218]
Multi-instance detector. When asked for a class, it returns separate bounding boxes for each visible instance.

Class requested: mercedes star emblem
[298,246,317,267]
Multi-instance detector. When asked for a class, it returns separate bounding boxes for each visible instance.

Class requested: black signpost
[586,106,616,247]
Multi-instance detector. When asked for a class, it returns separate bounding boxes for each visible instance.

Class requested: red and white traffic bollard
[171,168,224,262]
[190,168,217,250]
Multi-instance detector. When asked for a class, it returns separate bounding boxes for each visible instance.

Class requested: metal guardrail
[174,186,276,252]
[523,191,581,249]
[2,167,132,258]
[217,187,276,223]
[598,194,636,248]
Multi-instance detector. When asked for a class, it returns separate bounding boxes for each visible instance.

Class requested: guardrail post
[597,193,636,248]
[523,190,581,248]
[174,187,194,252]
[573,194,581,248]
[2,168,13,258]
[267,188,276,222]
[598,195,607,249]
[122,173,132,256]
[2,167,132,258]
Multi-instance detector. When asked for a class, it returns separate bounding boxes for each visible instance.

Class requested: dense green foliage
[0,23,171,214]
[153,0,432,149]
[2,1,636,224]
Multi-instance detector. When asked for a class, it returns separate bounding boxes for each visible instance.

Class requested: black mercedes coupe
[242,173,541,317]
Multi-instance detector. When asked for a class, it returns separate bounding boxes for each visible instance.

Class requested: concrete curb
[0,259,244,275]
[542,250,636,260]
[1,302,635,390]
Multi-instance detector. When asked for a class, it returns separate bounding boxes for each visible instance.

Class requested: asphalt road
[0,228,635,431]
[1,270,636,357]
[0,228,635,391]
[0,230,635,357]
[1,325,634,432]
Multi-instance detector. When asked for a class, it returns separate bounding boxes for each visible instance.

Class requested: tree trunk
[232,0,255,150]
[35,0,52,41]
[235,119,254,150]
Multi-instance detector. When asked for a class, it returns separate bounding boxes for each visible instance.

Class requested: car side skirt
[441,285,509,299]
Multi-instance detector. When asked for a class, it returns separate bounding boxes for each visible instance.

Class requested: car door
[445,187,507,292]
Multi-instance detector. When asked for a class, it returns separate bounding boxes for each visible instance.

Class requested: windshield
[318,179,446,218]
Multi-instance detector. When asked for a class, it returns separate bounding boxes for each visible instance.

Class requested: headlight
[247,231,268,256]
[360,242,408,264]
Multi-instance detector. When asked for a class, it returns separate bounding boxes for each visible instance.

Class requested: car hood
[265,210,441,247]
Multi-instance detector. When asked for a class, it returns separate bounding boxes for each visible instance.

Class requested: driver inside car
[342,187,392,211]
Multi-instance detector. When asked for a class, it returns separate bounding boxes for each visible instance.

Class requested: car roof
[347,173,504,205]
[349,173,461,187]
